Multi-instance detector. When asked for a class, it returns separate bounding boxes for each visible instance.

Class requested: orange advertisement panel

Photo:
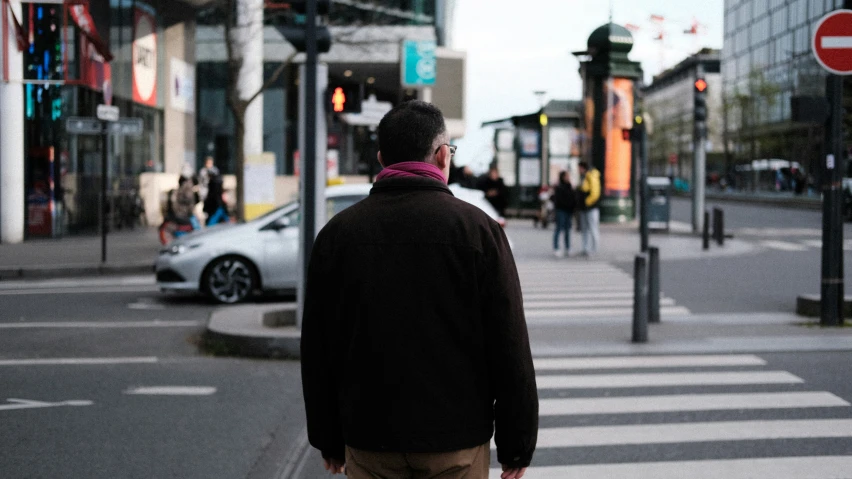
[603,78,634,197]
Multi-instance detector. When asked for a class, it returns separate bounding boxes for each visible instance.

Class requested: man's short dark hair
[377,100,447,166]
[578,161,589,171]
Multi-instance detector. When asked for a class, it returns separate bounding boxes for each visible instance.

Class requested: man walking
[577,161,601,256]
[301,100,538,479]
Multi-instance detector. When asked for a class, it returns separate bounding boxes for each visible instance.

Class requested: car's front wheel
[203,256,257,304]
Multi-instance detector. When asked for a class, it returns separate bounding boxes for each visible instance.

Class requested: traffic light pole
[297,1,327,328]
[691,64,707,233]
[820,74,845,326]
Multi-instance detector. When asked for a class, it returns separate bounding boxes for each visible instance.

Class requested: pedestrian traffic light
[326,82,362,113]
[272,1,333,53]
[277,25,332,53]
[280,0,332,15]
[694,78,708,124]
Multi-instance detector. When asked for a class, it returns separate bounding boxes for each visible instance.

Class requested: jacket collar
[370,176,455,196]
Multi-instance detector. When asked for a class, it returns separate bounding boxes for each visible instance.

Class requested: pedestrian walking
[170,175,200,230]
[197,156,220,202]
[551,170,576,257]
[577,161,601,256]
[202,174,229,226]
[479,166,510,216]
[301,100,538,479]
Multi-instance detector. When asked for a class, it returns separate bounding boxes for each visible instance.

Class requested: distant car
[156,183,507,303]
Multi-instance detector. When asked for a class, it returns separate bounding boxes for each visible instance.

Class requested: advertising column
[1,0,25,243]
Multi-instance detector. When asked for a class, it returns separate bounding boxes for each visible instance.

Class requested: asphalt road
[0,280,306,479]
[3,196,852,478]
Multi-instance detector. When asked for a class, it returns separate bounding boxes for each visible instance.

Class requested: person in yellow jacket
[577,161,601,256]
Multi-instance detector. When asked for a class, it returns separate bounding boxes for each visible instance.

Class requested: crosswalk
[758,238,852,252]
[489,354,852,478]
[517,261,690,322]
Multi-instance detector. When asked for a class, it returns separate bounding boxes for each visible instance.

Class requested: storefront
[12,0,195,238]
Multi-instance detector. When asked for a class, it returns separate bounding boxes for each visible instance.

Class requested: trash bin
[646,177,671,231]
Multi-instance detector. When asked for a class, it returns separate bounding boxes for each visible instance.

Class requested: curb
[796,293,852,318]
[204,303,301,359]
[0,262,154,280]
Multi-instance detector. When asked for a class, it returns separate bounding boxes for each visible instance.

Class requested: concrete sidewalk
[0,226,161,279]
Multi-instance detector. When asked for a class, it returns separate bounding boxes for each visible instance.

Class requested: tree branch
[245,50,297,106]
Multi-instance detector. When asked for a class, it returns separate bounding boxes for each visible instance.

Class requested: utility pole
[691,63,708,233]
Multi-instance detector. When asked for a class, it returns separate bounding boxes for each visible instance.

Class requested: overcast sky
[450,0,724,171]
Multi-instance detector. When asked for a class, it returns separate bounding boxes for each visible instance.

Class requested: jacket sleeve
[585,171,601,207]
[482,223,539,468]
[300,231,346,461]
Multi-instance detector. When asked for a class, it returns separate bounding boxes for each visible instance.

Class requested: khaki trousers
[344,442,490,479]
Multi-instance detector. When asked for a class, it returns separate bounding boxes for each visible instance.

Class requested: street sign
[106,118,144,137]
[812,9,852,75]
[96,104,119,122]
[66,117,104,135]
[401,40,437,87]
[66,117,144,136]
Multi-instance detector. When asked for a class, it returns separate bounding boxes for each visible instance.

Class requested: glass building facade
[722,0,852,179]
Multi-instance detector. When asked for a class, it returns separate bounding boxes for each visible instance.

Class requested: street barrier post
[632,254,649,343]
[648,246,660,324]
[702,210,710,250]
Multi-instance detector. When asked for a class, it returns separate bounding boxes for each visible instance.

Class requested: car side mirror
[273,217,291,230]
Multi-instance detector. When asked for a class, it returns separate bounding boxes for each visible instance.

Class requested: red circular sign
[812,9,852,75]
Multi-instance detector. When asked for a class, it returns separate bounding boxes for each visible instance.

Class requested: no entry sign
[812,9,852,75]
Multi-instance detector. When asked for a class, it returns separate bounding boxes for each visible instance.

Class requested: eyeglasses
[434,144,457,159]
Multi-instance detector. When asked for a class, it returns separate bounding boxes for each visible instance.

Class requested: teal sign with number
[402,40,437,87]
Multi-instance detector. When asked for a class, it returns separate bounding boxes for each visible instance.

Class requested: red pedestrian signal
[332,87,346,112]
[694,78,707,92]
[326,83,362,113]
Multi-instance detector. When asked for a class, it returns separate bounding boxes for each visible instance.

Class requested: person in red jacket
[301,100,538,479]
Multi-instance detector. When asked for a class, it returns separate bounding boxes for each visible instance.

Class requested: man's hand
[501,465,527,479]
[323,457,345,475]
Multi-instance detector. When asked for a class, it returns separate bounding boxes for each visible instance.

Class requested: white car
[156,183,506,303]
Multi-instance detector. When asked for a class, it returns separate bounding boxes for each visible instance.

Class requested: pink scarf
[375,161,447,184]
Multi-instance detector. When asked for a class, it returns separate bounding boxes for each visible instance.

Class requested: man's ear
[434,145,450,171]
[377,151,385,168]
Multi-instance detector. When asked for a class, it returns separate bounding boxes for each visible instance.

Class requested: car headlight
[166,243,200,255]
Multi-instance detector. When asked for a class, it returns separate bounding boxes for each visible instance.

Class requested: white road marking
[523,292,635,300]
[822,36,852,48]
[0,357,158,366]
[801,239,822,248]
[536,371,803,389]
[533,354,767,370]
[530,418,852,448]
[489,456,852,479]
[524,298,675,308]
[539,391,849,416]
[521,285,633,293]
[0,275,155,290]
[525,306,691,318]
[0,320,200,329]
[124,386,217,396]
[1,398,93,412]
[760,240,809,251]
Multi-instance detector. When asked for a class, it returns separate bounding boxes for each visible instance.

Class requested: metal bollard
[648,246,660,324]
[632,254,648,343]
[716,208,725,246]
[702,210,710,250]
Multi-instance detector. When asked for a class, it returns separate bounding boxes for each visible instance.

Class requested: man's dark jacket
[301,176,538,468]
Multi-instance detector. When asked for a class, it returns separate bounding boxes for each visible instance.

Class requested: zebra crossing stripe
[521,285,633,293]
[533,354,767,370]
[532,419,852,448]
[524,298,676,308]
[523,292,635,300]
[536,371,803,389]
[488,456,852,479]
[760,240,809,251]
[539,391,849,416]
[525,306,690,319]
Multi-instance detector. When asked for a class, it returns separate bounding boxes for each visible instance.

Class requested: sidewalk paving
[0,227,161,279]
